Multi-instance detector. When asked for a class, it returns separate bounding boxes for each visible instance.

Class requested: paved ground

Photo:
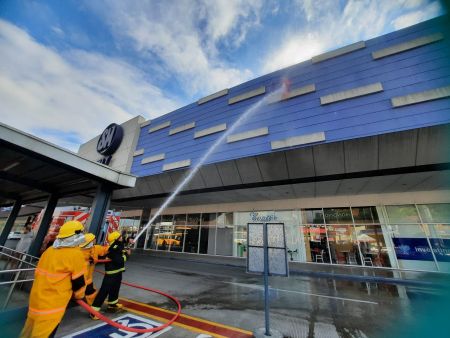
[54,252,450,338]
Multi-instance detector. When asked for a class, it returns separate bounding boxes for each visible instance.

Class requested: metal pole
[28,194,58,257]
[263,222,271,336]
[0,199,22,246]
[3,255,25,309]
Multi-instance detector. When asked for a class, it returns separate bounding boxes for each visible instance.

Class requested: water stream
[134,84,286,242]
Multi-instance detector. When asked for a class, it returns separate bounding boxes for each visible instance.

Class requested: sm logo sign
[97,123,124,156]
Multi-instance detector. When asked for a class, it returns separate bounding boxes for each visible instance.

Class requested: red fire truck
[31,209,120,253]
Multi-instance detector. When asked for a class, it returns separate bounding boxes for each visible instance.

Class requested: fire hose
[76,260,182,334]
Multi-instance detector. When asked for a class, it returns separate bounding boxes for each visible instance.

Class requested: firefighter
[79,233,108,305]
[90,231,130,319]
[20,221,86,338]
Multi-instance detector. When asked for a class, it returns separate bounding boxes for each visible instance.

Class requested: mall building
[76,16,450,273]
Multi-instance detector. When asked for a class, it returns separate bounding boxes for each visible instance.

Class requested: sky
[0,0,446,151]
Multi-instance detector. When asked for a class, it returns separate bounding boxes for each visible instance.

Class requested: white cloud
[392,1,443,30]
[262,0,443,73]
[0,20,180,151]
[51,25,64,37]
[262,34,324,73]
[86,0,259,97]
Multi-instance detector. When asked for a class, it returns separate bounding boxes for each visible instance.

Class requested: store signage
[63,313,171,337]
[250,212,278,223]
[96,123,124,165]
[393,238,450,262]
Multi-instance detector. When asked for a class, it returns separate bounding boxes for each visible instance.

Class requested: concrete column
[136,208,151,249]
[28,194,58,257]
[86,184,112,240]
[0,199,22,246]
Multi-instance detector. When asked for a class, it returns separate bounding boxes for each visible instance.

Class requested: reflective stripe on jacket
[28,246,86,320]
[104,241,128,275]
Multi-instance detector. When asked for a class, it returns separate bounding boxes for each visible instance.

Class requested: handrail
[0,279,34,286]
[0,247,37,309]
[0,251,37,267]
[0,245,39,260]
[0,268,35,274]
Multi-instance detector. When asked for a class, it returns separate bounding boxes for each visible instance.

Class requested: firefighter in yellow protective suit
[79,233,109,305]
[20,221,87,338]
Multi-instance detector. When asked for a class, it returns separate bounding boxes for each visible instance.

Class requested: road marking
[120,298,253,338]
[63,313,171,337]
[224,282,379,305]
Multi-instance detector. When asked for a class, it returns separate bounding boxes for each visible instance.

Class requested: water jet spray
[133,82,289,244]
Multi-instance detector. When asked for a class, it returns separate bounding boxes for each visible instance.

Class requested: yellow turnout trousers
[20,317,60,338]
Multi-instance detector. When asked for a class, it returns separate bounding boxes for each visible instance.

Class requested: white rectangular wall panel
[169,122,196,135]
[163,159,191,171]
[270,84,316,103]
[149,121,171,133]
[391,85,450,107]
[197,89,229,105]
[133,149,144,156]
[312,41,365,63]
[271,131,326,150]
[228,86,266,105]
[141,153,165,164]
[140,120,151,127]
[194,123,227,139]
[372,33,443,59]
[227,127,269,143]
[320,82,383,105]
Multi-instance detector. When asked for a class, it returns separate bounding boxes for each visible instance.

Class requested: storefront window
[216,225,234,256]
[417,204,450,223]
[146,216,160,250]
[187,213,201,225]
[169,226,185,252]
[301,209,324,224]
[233,225,247,257]
[174,214,187,225]
[161,214,174,225]
[199,225,216,254]
[385,205,420,224]
[354,224,391,267]
[327,224,360,265]
[184,226,199,253]
[201,213,217,225]
[324,208,353,224]
[145,225,156,250]
[156,215,173,251]
[352,207,379,223]
[303,225,330,263]
[423,223,450,272]
[217,212,233,225]
[389,223,437,271]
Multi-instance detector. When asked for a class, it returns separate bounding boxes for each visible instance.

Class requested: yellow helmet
[57,221,84,239]
[107,231,121,244]
[80,233,96,248]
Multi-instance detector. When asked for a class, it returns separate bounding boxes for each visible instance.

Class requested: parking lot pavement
[56,253,449,337]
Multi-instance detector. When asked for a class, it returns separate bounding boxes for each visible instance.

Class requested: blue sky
[0,0,445,151]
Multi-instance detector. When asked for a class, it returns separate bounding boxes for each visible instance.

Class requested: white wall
[78,116,144,173]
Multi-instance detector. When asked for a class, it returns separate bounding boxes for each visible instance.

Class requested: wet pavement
[55,252,450,338]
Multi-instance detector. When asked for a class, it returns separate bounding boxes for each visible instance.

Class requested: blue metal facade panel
[131,16,450,176]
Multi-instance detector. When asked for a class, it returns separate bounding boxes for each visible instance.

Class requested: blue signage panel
[430,238,450,262]
[393,238,450,261]
[63,313,171,338]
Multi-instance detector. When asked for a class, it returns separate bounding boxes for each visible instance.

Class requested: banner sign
[393,238,450,262]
